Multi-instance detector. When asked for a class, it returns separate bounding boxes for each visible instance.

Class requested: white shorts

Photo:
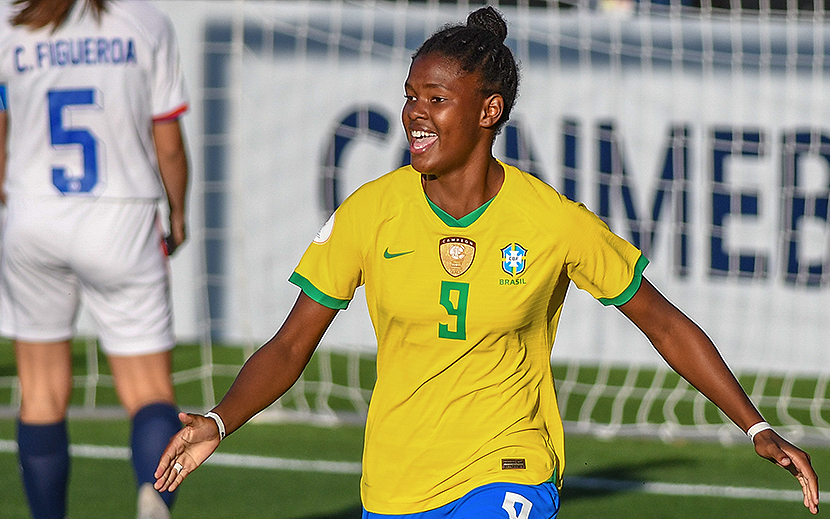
[0,196,175,356]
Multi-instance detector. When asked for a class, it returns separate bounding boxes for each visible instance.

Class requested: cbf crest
[501,243,527,276]
[439,237,476,277]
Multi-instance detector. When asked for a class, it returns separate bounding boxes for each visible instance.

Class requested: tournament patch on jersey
[439,237,475,277]
[501,243,527,276]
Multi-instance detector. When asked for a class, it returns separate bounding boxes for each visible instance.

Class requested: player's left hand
[753,429,819,514]
[165,211,187,256]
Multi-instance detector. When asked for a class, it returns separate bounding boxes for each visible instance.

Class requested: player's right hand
[154,412,222,492]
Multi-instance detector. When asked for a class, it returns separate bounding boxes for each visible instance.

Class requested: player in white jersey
[0,1,189,518]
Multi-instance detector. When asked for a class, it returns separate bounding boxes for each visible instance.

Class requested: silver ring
[173,462,184,473]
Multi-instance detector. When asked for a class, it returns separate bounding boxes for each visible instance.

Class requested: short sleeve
[151,14,188,121]
[0,85,6,111]
[290,195,367,310]
[564,202,647,307]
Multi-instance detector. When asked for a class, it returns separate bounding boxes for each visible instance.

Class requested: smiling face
[402,53,501,178]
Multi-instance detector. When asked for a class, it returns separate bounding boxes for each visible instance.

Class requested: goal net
[2,0,829,446]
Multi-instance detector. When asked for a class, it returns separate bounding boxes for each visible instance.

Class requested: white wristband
[746,421,772,442]
[204,411,226,441]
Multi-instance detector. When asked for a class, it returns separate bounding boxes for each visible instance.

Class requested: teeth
[411,130,436,138]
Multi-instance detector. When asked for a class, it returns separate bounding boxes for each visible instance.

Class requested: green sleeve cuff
[288,272,350,310]
[598,254,649,307]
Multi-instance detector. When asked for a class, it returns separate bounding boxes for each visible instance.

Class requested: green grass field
[0,341,827,518]
[0,417,827,519]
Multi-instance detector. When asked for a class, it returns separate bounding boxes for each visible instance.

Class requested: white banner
[140,2,830,375]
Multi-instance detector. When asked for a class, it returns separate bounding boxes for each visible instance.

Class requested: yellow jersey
[290,162,646,514]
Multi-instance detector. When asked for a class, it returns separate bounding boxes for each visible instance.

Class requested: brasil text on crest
[500,243,527,285]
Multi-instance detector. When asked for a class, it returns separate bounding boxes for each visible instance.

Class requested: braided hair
[414,6,520,132]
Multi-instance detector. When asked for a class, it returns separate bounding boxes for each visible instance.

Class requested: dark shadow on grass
[0,360,16,377]
[301,504,363,519]
[298,459,698,516]
[561,457,696,500]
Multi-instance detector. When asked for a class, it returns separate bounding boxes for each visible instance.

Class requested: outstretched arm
[618,277,819,514]
[154,292,338,492]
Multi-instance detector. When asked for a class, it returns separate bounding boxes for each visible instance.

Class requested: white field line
[0,439,804,502]
[0,439,362,474]
[566,476,805,502]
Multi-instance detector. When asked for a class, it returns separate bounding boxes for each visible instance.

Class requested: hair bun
[466,6,508,43]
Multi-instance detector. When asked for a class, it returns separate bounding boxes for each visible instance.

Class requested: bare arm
[211,292,338,434]
[619,277,819,514]
[154,292,338,491]
[152,118,188,253]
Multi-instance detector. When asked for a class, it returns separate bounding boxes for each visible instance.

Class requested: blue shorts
[362,481,560,519]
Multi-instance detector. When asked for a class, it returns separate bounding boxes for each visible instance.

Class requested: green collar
[425,194,495,228]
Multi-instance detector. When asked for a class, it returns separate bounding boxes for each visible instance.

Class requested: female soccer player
[155,6,819,517]
[0,0,189,518]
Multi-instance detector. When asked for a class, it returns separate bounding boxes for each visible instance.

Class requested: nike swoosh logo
[383,248,415,259]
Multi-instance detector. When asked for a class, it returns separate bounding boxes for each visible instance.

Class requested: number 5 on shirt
[48,88,100,194]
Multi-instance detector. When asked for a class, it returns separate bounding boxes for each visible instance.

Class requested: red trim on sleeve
[153,103,188,123]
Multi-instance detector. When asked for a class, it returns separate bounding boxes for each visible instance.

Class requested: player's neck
[421,158,504,220]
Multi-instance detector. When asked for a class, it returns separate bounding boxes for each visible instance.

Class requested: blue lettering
[597,122,691,277]
[28,38,140,67]
[782,130,830,286]
[710,129,768,278]
[84,38,95,63]
[70,40,83,64]
[36,42,49,68]
[503,121,544,181]
[97,39,109,63]
[562,119,579,201]
[322,106,391,212]
[111,39,123,63]
[126,39,136,63]
[14,47,28,72]
[316,107,830,288]
[58,40,71,66]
